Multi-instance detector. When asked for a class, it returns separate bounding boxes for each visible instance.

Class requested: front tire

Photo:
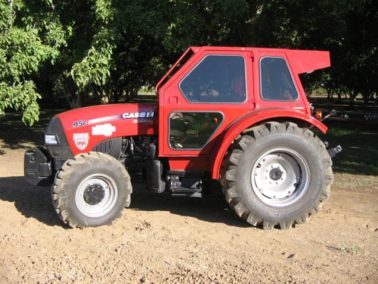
[222,122,333,229]
[52,152,132,228]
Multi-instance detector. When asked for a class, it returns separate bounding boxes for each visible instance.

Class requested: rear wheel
[222,122,333,229]
[52,152,132,227]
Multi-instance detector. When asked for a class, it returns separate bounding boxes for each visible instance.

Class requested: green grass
[324,120,378,176]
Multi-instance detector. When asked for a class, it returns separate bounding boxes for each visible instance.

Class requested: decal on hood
[72,111,154,128]
[92,123,116,137]
[73,120,88,128]
[88,115,122,125]
[73,133,89,150]
[122,111,154,119]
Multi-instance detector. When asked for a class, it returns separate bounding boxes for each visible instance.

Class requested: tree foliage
[0,0,377,125]
[251,0,378,104]
[0,0,67,124]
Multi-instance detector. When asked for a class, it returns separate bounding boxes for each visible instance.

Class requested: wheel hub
[75,174,118,218]
[251,148,310,207]
[269,167,283,181]
[83,184,105,205]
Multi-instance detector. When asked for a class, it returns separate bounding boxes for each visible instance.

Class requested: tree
[100,0,255,102]
[2,0,376,126]
[0,0,116,122]
[251,0,378,105]
[0,0,67,125]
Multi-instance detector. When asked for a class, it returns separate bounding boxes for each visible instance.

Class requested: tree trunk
[349,92,356,107]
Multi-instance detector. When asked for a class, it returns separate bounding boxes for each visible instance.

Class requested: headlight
[45,134,59,145]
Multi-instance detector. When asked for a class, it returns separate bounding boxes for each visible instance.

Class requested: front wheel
[222,122,333,229]
[52,152,132,227]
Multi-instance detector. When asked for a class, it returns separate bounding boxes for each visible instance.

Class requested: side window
[180,55,246,103]
[169,112,223,149]
[260,57,298,101]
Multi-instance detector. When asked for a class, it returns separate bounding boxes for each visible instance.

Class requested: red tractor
[25,46,341,229]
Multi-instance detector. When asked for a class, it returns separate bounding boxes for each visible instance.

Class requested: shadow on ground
[0,177,247,228]
[130,183,248,228]
[0,176,61,226]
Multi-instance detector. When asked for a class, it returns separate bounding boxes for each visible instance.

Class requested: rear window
[260,57,298,101]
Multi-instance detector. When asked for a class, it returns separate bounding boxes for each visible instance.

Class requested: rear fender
[211,108,327,179]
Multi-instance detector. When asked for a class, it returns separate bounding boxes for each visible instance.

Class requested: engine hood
[55,103,157,155]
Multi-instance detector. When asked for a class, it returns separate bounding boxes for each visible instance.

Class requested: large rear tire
[222,122,333,229]
[52,152,132,228]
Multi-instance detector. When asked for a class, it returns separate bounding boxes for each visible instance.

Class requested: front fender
[211,108,327,179]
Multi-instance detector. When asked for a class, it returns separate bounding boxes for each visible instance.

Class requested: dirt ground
[0,122,377,284]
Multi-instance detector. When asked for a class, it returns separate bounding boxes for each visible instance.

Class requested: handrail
[154,47,195,93]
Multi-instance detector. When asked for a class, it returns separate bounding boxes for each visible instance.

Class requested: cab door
[158,49,254,167]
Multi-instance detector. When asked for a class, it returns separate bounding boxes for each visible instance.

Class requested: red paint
[168,157,210,172]
[57,46,331,179]
[210,108,328,179]
[58,103,157,156]
[156,46,330,176]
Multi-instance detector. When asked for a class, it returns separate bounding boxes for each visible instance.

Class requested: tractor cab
[155,46,330,177]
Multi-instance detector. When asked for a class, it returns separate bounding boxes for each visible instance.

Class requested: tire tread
[52,152,132,228]
[222,121,333,229]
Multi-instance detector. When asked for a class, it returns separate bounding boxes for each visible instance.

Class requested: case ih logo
[73,133,89,150]
[122,111,154,119]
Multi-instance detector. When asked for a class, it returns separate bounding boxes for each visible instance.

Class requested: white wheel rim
[251,147,310,207]
[75,173,118,218]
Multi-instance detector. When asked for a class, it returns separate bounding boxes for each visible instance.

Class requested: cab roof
[155,46,330,92]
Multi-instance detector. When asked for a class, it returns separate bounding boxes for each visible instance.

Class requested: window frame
[259,56,299,102]
[168,111,225,150]
[178,54,248,104]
